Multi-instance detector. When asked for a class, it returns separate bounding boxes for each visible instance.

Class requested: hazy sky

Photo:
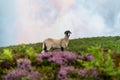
[0,0,120,47]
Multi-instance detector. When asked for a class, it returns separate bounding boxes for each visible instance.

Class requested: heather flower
[57,66,74,80]
[37,52,52,62]
[2,69,28,80]
[29,70,40,80]
[37,51,77,66]
[62,51,77,61]
[3,59,40,80]
[77,55,94,61]
[77,68,89,77]
[48,57,67,65]
[17,59,32,71]
[89,68,98,78]
[77,55,85,60]
[77,68,99,79]
[85,55,94,61]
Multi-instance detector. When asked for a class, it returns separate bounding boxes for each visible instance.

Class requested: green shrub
[17,44,27,53]
[0,49,13,61]
[87,46,120,76]
[25,47,36,61]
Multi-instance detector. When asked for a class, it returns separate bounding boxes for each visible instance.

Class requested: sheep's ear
[64,31,67,34]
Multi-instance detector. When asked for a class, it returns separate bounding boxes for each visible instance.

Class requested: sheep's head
[64,30,72,37]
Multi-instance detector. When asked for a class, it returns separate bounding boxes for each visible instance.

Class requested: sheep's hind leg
[44,50,48,52]
[44,46,48,52]
[61,47,64,51]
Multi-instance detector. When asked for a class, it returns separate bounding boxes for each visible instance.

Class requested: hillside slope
[0,36,120,80]
[0,36,120,54]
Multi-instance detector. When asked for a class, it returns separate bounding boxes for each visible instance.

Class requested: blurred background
[0,0,120,47]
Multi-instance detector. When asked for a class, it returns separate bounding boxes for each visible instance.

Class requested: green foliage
[25,47,36,60]
[18,44,27,52]
[87,46,104,67]
[87,46,119,76]
[35,61,59,80]
[21,77,28,80]
[67,36,120,53]
[0,49,13,61]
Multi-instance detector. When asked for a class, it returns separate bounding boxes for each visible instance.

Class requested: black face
[64,30,72,36]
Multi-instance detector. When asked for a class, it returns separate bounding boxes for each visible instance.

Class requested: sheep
[41,30,72,52]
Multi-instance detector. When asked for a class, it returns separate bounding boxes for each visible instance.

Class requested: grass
[1,36,120,54]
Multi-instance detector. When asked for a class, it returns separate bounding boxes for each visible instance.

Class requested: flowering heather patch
[2,69,28,80]
[58,66,99,80]
[77,68,88,77]
[85,55,94,61]
[37,51,95,79]
[77,55,85,60]
[37,52,53,62]
[37,51,78,66]
[17,59,32,71]
[2,59,40,80]
[77,55,94,61]
[77,68,99,79]
[57,66,74,80]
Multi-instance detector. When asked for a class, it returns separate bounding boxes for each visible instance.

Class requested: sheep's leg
[41,48,48,53]
[44,47,49,52]
[43,43,49,52]
[44,49,48,52]
[61,47,64,51]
